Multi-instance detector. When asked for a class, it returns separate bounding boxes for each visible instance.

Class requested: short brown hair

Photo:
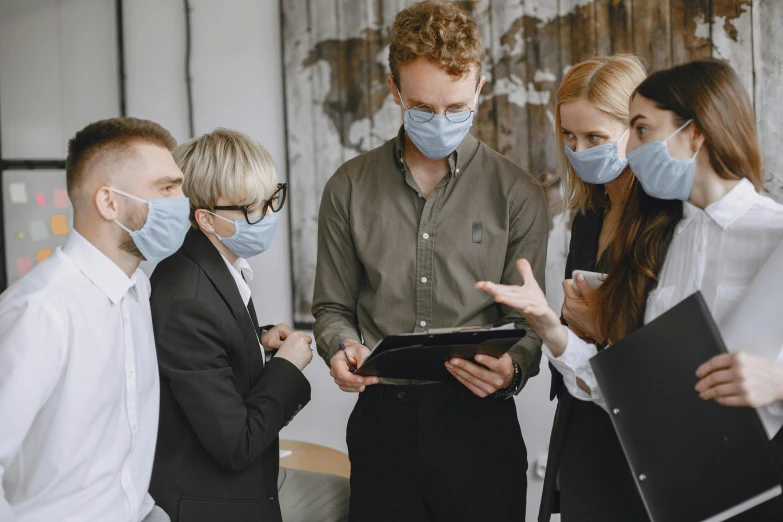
[65,117,176,198]
[388,0,482,86]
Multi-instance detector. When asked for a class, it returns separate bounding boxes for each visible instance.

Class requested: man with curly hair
[313,2,548,520]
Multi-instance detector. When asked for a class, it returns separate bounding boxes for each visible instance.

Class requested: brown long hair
[595,58,760,342]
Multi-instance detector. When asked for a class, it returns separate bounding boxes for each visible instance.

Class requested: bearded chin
[118,208,147,261]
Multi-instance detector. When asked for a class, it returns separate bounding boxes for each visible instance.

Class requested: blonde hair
[174,128,277,228]
[556,54,647,212]
[389,0,482,86]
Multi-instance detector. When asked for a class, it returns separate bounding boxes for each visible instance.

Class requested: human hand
[276,331,314,371]
[695,352,783,407]
[446,353,515,398]
[330,339,379,392]
[261,322,293,350]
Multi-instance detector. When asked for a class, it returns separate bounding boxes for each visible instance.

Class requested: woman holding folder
[537,54,652,522]
[479,58,783,520]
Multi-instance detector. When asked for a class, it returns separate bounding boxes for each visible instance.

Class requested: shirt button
[131,424,137,431]
[420,321,426,327]
[417,193,423,198]
[127,370,133,378]
[397,392,406,399]
[123,317,129,325]
[422,233,429,239]
[421,277,428,284]
[122,473,129,483]
[455,168,460,174]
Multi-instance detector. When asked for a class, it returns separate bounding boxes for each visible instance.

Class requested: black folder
[354,327,526,381]
[590,292,783,522]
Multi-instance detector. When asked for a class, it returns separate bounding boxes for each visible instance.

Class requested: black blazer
[149,228,311,522]
[539,208,604,521]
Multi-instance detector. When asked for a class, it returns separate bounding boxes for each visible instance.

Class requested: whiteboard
[2,170,73,287]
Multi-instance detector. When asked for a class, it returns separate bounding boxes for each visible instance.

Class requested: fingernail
[576,274,584,281]
[446,363,453,369]
[475,355,483,362]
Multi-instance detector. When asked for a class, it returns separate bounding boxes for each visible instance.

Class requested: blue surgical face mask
[111,188,190,264]
[564,129,629,185]
[208,210,280,259]
[627,119,701,201]
[397,85,478,160]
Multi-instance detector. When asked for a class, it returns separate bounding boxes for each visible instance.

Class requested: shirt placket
[414,182,447,332]
[694,215,708,289]
[120,290,140,516]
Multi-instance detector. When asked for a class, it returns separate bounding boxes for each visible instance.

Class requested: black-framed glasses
[394,82,480,123]
[213,183,287,225]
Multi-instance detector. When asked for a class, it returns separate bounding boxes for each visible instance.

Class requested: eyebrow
[630,114,647,126]
[560,127,609,136]
[157,176,184,186]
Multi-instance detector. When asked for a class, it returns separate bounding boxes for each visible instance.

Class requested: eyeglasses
[394,82,480,123]
[213,183,287,225]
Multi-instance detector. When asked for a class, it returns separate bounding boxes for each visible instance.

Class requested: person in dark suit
[148,129,316,522]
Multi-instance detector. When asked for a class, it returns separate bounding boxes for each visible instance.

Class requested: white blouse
[546,179,783,424]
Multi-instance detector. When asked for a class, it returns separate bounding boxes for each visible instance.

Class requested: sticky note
[9,182,28,203]
[16,258,33,277]
[54,189,69,209]
[50,214,69,236]
[36,193,46,206]
[30,220,49,241]
[36,248,52,262]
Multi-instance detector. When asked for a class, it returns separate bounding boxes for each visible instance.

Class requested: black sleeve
[155,298,311,472]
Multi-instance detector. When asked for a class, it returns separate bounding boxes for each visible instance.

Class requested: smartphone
[571,270,607,296]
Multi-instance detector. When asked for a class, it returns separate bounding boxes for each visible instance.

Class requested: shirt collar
[220,254,253,306]
[677,178,758,234]
[61,230,136,304]
[393,125,479,178]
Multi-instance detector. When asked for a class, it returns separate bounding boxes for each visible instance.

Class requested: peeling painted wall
[283,0,783,326]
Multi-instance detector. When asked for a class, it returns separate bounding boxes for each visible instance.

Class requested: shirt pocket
[712,284,748,325]
[646,285,675,322]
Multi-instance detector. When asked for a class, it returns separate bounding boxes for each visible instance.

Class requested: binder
[589,292,783,522]
[354,326,526,381]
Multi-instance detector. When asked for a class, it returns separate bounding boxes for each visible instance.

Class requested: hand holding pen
[330,339,379,393]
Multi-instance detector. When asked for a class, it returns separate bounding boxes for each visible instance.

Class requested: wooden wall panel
[633,0,672,72]
[753,0,783,201]
[283,0,783,325]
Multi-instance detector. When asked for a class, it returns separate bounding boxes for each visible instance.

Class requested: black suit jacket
[539,208,604,521]
[149,228,311,522]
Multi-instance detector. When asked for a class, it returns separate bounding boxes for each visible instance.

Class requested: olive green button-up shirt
[313,127,549,389]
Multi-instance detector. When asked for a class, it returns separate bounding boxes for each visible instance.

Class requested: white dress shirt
[546,179,783,422]
[220,254,266,361]
[0,231,159,522]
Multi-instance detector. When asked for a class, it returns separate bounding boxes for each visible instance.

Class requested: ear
[194,208,215,234]
[387,75,402,106]
[479,75,487,91]
[94,186,119,222]
[690,124,706,154]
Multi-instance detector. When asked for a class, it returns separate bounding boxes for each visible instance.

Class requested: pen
[338,341,357,373]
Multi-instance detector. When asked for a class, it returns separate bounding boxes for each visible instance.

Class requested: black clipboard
[355,327,526,381]
[590,292,783,522]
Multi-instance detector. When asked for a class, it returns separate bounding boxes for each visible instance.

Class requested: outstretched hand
[476,259,568,354]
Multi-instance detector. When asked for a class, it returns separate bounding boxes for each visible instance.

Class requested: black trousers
[346,382,528,522]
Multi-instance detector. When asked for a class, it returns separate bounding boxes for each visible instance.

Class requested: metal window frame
[0,0,126,292]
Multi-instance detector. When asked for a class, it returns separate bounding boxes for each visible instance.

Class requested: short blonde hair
[389,0,482,86]
[174,128,277,228]
[556,54,647,212]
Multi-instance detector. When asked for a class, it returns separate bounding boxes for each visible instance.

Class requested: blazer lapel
[181,229,260,358]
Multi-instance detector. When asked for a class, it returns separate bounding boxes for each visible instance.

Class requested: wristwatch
[490,361,522,400]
